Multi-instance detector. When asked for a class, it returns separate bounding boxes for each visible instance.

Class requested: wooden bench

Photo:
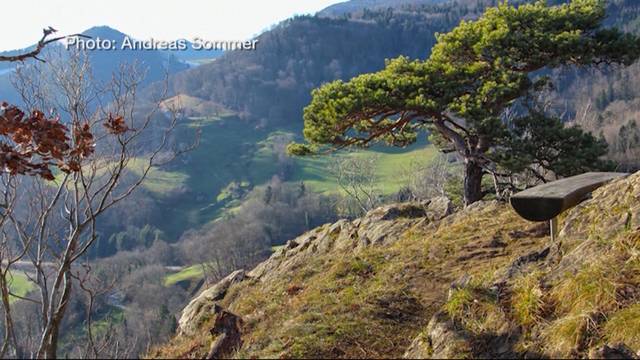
[510,172,628,240]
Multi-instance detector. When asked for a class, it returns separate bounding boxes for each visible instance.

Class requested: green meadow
[109,113,436,239]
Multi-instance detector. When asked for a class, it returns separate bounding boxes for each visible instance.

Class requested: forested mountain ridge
[0,26,198,105]
[164,0,640,169]
[318,0,447,16]
[78,26,190,83]
[165,2,498,127]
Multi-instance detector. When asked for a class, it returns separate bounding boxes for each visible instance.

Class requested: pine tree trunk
[463,160,484,206]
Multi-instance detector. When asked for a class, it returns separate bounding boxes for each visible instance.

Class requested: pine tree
[290,0,640,205]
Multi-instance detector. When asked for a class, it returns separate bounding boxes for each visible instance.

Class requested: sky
[0,0,343,51]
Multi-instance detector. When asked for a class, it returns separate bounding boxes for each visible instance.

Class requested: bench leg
[550,217,558,243]
[550,217,563,259]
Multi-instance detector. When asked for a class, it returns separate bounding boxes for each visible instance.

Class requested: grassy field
[8,271,34,303]
[164,264,206,287]
[291,143,437,195]
[147,115,277,238]
[51,156,188,196]
[127,158,189,194]
[135,112,437,239]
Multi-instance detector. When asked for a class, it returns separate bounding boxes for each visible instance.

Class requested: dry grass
[511,271,545,328]
[551,262,619,316]
[542,314,591,357]
[445,288,476,321]
[152,173,640,359]
[152,201,549,358]
[604,304,640,350]
[445,284,507,335]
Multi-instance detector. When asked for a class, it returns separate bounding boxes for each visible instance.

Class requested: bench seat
[510,172,628,222]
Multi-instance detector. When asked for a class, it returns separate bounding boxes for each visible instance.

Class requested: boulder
[366,197,453,223]
[178,269,245,336]
[425,196,454,221]
[403,311,472,359]
[356,198,453,247]
[588,343,639,359]
[206,304,244,359]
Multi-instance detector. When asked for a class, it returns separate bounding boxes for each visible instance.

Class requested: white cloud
[0,0,341,51]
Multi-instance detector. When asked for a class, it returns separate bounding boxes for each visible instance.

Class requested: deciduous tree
[0,30,191,358]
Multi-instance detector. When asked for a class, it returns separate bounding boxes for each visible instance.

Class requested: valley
[2,0,640,358]
[144,108,437,238]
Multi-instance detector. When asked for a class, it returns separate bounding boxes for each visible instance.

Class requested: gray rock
[403,331,432,359]
[248,199,456,284]
[180,199,456,338]
[178,269,245,336]
[365,198,453,223]
[588,343,639,359]
[426,196,454,221]
[403,311,472,359]
[206,304,244,359]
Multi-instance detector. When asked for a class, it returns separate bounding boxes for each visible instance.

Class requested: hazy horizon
[0,0,342,51]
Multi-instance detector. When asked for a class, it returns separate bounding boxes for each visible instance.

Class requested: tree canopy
[289,0,640,205]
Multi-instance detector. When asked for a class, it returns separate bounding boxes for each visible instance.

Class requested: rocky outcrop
[248,198,452,282]
[403,311,471,359]
[157,173,640,359]
[157,197,551,359]
[178,199,453,337]
[206,304,244,359]
[403,172,640,359]
[178,269,246,336]
[404,246,552,360]
[555,173,640,273]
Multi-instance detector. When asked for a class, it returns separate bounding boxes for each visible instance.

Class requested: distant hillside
[71,26,190,84]
[166,3,491,127]
[545,0,640,170]
[154,172,640,359]
[318,0,445,16]
[128,4,480,240]
[80,27,223,65]
[0,26,218,104]
[167,39,223,63]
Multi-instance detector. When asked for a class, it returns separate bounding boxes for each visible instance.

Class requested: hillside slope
[318,0,445,16]
[165,6,472,127]
[125,5,463,239]
[153,171,640,358]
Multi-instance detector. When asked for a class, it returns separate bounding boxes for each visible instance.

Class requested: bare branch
[0,28,90,63]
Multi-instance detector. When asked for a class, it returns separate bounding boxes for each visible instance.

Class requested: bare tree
[329,154,380,216]
[0,36,192,358]
[402,153,454,200]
